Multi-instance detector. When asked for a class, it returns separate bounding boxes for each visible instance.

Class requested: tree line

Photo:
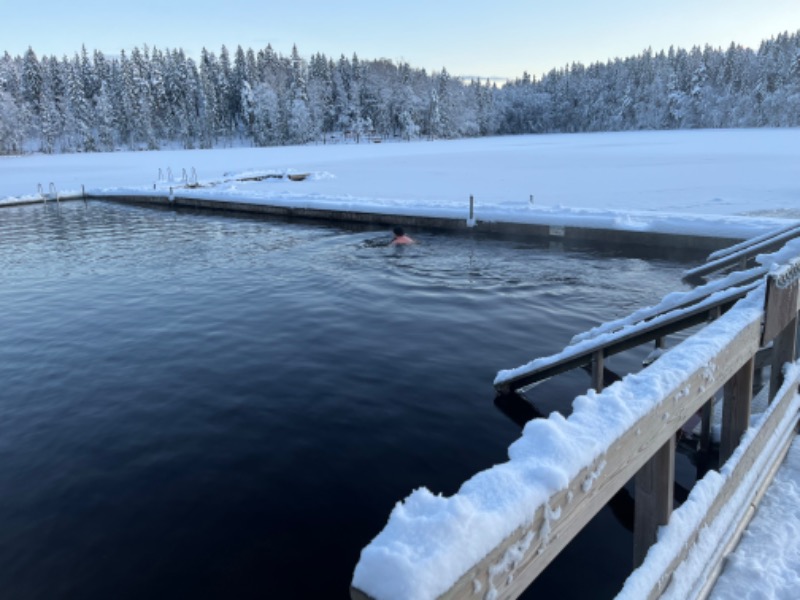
[0,30,798,155]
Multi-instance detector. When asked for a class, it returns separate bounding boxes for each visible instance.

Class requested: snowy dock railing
[683,221,800,280]
[493,278,760,396]
[351,245,800,600]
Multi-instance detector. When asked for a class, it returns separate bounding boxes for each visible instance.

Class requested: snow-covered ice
[2,128,800,241]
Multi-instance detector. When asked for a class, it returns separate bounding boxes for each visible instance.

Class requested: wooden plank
[699,398,713,453]
[766,275,799,399]
[720,357,754,464]
[591,350,605,391]
[633,437,675,568]
[762,277,799,345]
[433,317,762,600]
[769,315,798,399]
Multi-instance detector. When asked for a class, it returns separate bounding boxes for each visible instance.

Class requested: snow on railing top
[707,221,800,262]
[571,266,766,346]
[685,223,800,279]
[773,257,800,289]
[493,280,759,389]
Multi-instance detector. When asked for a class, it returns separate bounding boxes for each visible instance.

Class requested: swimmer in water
[389,226,415,245]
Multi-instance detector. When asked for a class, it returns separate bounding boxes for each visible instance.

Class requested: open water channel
[0,201,704,599]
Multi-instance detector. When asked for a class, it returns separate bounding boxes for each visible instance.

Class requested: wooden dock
[78,192,737,252]
[351,227,800,599]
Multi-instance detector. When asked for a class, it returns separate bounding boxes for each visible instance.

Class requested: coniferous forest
[0,31,799,155]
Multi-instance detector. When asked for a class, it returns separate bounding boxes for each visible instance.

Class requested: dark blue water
[0,201,698,599]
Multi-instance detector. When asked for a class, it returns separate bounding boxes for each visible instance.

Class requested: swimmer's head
[393,227,404,237]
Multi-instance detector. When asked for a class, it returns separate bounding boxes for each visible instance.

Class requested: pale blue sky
[2,0,799,81]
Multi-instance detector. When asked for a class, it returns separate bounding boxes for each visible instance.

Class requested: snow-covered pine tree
[284,44,313,144]
[20,47,42,117]
[0,91,25,154]
[64,53,95,151]
[307,52,334,141]
[250,82,280,146]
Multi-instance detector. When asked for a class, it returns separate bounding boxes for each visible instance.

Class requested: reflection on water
[0,201,698,599]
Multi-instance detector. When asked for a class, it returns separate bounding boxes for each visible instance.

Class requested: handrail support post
[769,315,798,400]
[720,357,755,464]
[591,350,604,391]
[633,435,675,568]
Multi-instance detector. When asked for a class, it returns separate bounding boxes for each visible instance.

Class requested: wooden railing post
[633,435,675,568]
[753,352,765,394]
[591,350,605,391]
[720,357,755,464]
[762,274,799,400]
[699,398,713,454]
[769,315,798,399]
[739,256,748,270]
